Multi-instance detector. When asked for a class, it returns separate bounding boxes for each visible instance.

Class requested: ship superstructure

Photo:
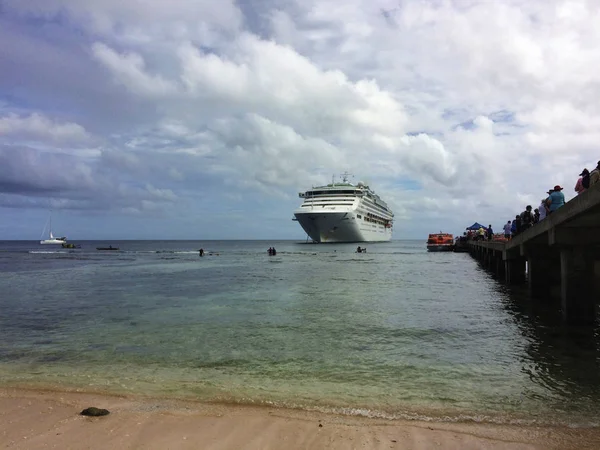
[294,173,393,243]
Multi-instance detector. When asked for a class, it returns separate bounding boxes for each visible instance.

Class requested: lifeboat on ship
[426,232,454,252]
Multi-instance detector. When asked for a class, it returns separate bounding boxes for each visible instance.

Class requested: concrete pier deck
[469,183,600,323]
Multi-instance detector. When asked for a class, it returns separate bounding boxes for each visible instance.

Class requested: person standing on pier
[513,214,522,236]
[487,224,493,241]
[540,189,553,219]
[538,197,548,222]
[575,169,589,194]
[590,161,600,187]
[538,199,547,221]
[520,205,534,231]
[547,186,565,214]
[477,227,485,240]
[503,221,512,240]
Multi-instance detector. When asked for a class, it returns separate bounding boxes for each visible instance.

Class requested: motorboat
[426,233,454,252]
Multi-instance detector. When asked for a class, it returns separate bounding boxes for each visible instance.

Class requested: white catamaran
[294,173,394,243]
[40,211,67,244]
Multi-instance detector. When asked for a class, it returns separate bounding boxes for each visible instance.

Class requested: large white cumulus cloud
[1,0,599,237]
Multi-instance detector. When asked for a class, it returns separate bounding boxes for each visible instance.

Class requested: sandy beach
[1,387,599,450]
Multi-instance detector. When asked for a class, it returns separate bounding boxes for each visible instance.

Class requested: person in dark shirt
[487,225,493,241]
[520,205,534,231]
[514,214,522,235]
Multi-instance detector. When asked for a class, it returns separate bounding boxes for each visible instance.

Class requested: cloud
[0,113,91,145]
[91,43,177,97]
[0,145,96,196]
[5,0,243,39]
[1,0,599,238]
[0,144,178,214]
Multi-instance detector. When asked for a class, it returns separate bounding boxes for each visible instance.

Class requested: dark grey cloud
[0,145,95,195]
[0,16,160,134]
[236,0,299,37]
[0,144,180,213]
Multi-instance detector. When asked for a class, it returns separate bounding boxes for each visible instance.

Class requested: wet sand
[1,387,599,450]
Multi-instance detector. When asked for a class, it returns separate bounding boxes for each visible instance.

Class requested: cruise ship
[294,174,394,243]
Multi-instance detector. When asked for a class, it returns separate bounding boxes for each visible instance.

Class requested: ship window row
[307,194,358,198]
[362,198,389,212]
[363,202,389,213]
[304,198,354,205]
[364,208,392,220]
[363,204,392,217]
[302,201,355,206]
[303,198,355,203]
[364,212,392,227]
[304,190,361,196]
[301,203,354,207]
[367,212,389,221]
[364,217,388,226]
[362,194,387,205]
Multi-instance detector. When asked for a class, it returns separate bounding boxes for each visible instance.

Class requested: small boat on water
[426,232,454,252]
[41,234,67,245]
[61,243,81,249]
[40,210,67,245]
[96,246,119,251]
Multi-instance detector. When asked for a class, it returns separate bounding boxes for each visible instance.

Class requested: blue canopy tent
[466,222,486,230]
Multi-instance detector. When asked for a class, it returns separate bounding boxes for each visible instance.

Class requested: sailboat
[40,210,67,245]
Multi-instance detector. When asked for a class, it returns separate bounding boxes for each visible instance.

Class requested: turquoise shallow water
[1,240,599,426]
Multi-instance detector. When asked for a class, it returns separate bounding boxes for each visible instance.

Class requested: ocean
[1,240,599,427]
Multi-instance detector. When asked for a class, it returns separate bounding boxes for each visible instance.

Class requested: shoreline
[2,387,600,449]
[0,378,588,428]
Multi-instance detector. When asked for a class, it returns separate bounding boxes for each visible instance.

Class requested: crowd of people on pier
[469,160,600,241]
[467,225,494,241]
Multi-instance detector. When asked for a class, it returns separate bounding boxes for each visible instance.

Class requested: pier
[469,184,600,323]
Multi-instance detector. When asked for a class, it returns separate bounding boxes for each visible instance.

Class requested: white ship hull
[294,211,392,243]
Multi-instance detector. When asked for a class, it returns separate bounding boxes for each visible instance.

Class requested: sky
[1,0,599,240]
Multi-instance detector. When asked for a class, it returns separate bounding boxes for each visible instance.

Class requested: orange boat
[426,232,454,252]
